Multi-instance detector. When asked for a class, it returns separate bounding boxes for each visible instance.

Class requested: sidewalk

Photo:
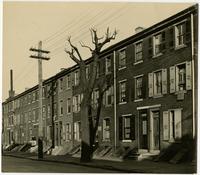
[3,151,196,173]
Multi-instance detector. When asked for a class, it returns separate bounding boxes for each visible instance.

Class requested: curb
[3,154,144,173]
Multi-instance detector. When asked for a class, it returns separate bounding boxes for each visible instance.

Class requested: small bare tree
[65,28,117,162]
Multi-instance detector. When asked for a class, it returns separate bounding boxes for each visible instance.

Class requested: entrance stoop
[127,149,160,161]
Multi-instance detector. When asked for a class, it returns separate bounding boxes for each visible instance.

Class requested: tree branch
[67,36,83,62]
[65,48,80,64]
[80,41,93,52]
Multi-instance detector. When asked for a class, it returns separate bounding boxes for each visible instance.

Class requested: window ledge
[153,94,163,98]
[105,104,113,107]
[134,60,143,65]
[175,44,186,50]
[122,140,132,143]
[66,88,71,90]
[106,72,112,75]
[118,67,126,71]
[119,102,127,105]
[102,139,111,142]
[152,53,163,58]
[175,90,187,95]
[134,99,143,102]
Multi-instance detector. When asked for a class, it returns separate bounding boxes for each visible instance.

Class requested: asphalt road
[2,156,119,173]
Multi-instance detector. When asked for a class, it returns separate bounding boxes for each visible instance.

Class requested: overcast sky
[2,1,194,101]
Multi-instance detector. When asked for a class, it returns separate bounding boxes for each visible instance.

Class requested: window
[163,109,182,141]
[175,23,185,47]
[28,94,31,104]
[103,118,110,141]
[154,33,162,55]
[169,61,192,93]
[73,95,80,112]
[96,62,100,78]
[106,86,113,106]
[28,111,31,122]
[42,87,46,98]
[47,104,50,118]
[135,76,143,100]
[42,106,46,120]
[32,110,36,122]
[59,78,63,91]
[119,80,126,103]
[74,121,81,141]
[32,92,36,102]
[124,116,131,139]
[67,98,71,114]
[118,49,126,69]
[92,89,99,109]
[86,66,89,80]
[66,123,71,141]
[154,71,162,95]
[106,55,112,74]
[53,103,57,116]
[66,74,71,89]
[119,115,135,141]
[177,64,186,91]
[148,69,167,97]
[74,70,80,86]
[60,100,63,115]
[135,42,143,62]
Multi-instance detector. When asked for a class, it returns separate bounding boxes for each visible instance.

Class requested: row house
[2,5,198,154]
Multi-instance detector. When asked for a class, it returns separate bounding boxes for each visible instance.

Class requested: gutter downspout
[191,13,195,139]
[113,50,117,151]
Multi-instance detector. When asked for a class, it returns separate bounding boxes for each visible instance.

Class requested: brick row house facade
[2,5,198,155]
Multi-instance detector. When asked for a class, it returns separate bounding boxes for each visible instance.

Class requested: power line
[50,4,130,57]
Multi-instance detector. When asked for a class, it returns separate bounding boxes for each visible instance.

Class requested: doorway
[139,110,148,149]
[151,110,160,150]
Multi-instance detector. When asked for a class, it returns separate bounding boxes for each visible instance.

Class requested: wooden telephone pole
[30,41,50,159]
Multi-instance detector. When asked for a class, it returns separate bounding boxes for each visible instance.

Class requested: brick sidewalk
[3,151,196,173]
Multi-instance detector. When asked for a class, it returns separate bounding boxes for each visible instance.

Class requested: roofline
[2,4,198,104]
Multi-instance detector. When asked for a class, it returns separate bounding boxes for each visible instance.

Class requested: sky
[2,1,195,101]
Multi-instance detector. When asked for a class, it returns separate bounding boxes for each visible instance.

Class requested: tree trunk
[80,102,92,162]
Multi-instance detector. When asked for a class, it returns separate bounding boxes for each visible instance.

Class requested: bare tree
[65,28,117,162]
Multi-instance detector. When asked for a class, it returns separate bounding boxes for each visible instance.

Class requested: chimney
[135,26,145,34]
[9,69,15,98]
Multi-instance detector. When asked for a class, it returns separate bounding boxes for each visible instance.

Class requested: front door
[139,110,148,149]
[152,111,160,150]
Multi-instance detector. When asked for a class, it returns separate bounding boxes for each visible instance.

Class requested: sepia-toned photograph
[1,1,198,173]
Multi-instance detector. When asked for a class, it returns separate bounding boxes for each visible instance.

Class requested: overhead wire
[50,4,130,57]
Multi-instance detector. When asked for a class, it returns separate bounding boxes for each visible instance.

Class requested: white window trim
[118,47,126,70]
[152,32,164,57]
[134,40,143,63]
[122,140,132,143]
[152,69,163,97]
[134,60,143,65]
[105,54,112,75]
[66,74,71,90]
[102,117,111,142]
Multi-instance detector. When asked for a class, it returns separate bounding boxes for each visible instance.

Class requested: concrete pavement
[3,151,196,173]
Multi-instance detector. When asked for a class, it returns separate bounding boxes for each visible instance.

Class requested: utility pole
[30,41,50,159]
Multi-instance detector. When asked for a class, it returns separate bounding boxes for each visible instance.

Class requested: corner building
[2,5,198,155]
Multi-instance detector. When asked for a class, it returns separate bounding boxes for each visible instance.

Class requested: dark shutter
[115,51,119,70]
[185,19,191,45]
[168,27,174,49]
[148,37,153,58]
[142,75,146,99]
[131,78,135,101]
[110,54,114,73]
[125,80,129,102]
[161,31,166,53]
[132,44,135,63]
[116,83,119,104]
[130,115,135,140]
[119,117,123,140]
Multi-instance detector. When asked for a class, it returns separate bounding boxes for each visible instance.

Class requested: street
[2,156,119,173]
